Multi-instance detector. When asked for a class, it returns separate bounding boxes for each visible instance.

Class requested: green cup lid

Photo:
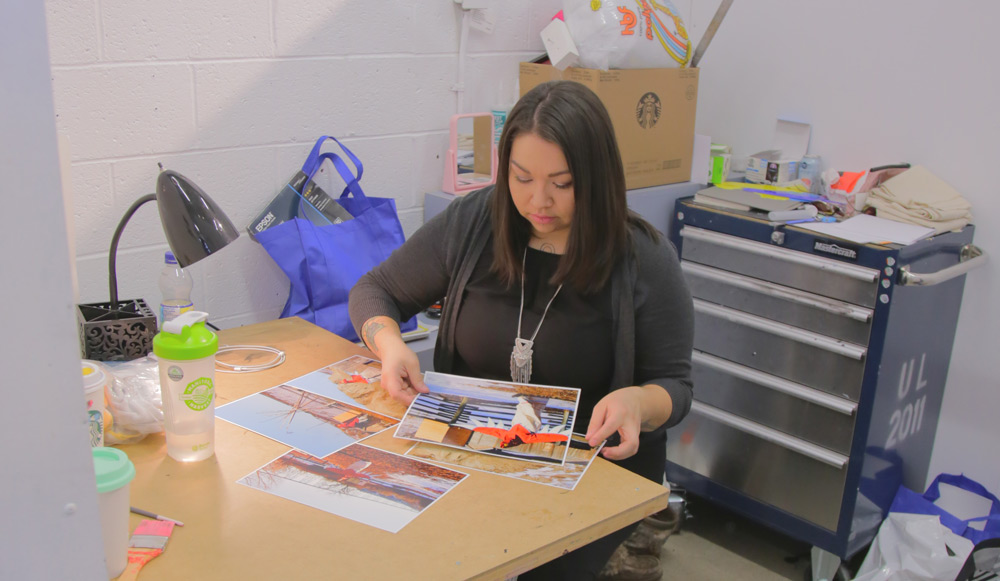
[153,310,218,360]
[93,447,135,493]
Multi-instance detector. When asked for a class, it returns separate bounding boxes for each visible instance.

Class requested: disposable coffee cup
[153,311,218,462]
[82,361,108,446]
[93,447,135,578]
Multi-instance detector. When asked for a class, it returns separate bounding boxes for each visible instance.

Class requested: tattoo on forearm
[362,321,386,355]
[641,419,657,432]
[539,243,556,253]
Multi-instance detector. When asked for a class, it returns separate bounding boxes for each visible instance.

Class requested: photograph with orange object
[238,443,467,533]
[217,384,398,458]
[287,355,408,420]
[405,433,604,491]
[393,371,580,465]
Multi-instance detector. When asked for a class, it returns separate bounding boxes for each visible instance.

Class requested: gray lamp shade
[156,169,240,267]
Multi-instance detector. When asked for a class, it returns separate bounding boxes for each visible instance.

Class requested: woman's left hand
[585,386,645,460]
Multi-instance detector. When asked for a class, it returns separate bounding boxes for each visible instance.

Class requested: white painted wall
[46,0,560,329]
[686,1,999,495]
[1,2,105,578]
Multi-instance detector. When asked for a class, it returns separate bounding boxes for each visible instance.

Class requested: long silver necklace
[510,247,563,383]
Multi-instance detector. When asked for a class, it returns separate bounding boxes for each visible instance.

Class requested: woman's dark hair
[490,80,659,293]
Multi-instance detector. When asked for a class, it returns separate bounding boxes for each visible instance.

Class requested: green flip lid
[93,447,135,493]
[153,310,218,360]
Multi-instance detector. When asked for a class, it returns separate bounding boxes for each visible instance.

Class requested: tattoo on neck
[539,243,556,253]
[362,320,386,355]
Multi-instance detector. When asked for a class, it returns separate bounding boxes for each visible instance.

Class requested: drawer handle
[693,351,858,416]
[681,226,879,283]
[899,244,988,286]
[682,261,873,323]
[691,401,849,469]
[694,299,868,360]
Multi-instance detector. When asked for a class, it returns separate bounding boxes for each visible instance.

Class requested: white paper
[795,214,935,245]
[468,8,496,34]
[772,119,811,160]
[690,133,711,184]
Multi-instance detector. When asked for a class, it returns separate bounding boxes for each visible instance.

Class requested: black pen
[130,506,185,526]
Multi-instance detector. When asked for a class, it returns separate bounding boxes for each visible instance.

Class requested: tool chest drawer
[680,226,880,307]
[667,198,979,559]
[682,260,874,345]
[693,299,866,400]
[692,351,857,454]
[671,401,849,531]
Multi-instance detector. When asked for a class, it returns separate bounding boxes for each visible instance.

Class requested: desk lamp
[77,166,239,361]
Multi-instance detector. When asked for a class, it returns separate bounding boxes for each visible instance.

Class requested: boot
[646,505,682,532]
[597,541,662,581]
[623,505,681,556]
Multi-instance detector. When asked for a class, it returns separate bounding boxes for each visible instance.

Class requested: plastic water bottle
[491,81,511,146]
[153,311,218,462]
[159,251,193,325]
[798,155,824,194]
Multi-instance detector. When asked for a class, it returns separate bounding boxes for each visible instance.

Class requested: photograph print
[394,371,580,465]
[284,355,409,420]
[405,433,604,490]
[238,443,468,533]
[217,384,398,458]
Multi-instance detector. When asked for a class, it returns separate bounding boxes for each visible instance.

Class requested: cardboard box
[745,120,811,185]
[519,62,698,190]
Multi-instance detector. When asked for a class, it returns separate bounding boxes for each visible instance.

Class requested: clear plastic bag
[562,0,691,70]
[100,356,164,445]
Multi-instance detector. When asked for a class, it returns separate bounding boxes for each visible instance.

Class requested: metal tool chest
[666,198,985,564]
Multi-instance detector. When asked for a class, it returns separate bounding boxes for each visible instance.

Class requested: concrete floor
[658,495,811,580]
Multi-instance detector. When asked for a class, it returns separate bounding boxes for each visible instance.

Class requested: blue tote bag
[889,472,1000,546]
[256,136,416,342]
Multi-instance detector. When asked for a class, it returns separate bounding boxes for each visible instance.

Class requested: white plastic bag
[852,513,974,581]
[101,355,164,445]
[561,0,690,70]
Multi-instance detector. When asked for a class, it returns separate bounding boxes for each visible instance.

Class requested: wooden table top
[119,317,669,580]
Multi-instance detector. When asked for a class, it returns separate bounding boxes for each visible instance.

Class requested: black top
[453,244,614,428]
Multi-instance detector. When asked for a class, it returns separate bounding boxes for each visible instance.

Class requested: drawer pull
[682,261,873,323]
[694,299,868,360]
[693,351,858,416]
[681,226,879,283]
[690,401,849,469]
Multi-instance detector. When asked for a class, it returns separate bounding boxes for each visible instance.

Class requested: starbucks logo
[180,378,215,411]
[635,92,661,129]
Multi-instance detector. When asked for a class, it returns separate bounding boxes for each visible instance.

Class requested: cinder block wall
[47,0,560,328]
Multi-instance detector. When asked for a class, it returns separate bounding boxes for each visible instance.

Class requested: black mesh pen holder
[77,298,158,361]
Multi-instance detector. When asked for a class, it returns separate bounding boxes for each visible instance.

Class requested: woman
[349,80,694,578]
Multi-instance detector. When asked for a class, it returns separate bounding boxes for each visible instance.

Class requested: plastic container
[798,154,823,194]
[153,311,218,462]
[81,361,108,446]
[490,106,506,147]
[159,251,193,325]
[490,81,511,146]
[93,447,136,578]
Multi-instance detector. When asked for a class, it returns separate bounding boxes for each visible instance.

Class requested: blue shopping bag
[889,473,1000,546]
[256,136,416,342]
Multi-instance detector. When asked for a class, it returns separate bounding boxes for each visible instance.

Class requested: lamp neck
[109,193,156,309]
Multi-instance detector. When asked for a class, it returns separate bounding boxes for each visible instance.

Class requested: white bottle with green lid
[93,447,135,577]
[153,310,218,462]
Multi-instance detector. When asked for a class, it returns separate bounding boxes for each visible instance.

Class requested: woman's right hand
[360,316,428,404]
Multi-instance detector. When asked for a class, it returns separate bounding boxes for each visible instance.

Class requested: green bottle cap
[153,311,218,360]
[92,447,135,493]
